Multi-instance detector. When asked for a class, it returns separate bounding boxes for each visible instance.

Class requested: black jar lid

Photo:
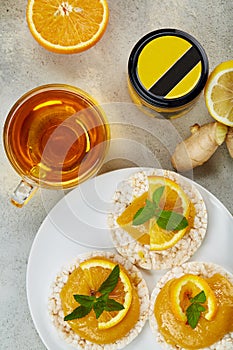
[128,29,209,108]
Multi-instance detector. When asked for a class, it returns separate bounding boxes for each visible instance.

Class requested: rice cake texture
[149,261,233,350]
[48,251,150,349]
[108,169,207,270]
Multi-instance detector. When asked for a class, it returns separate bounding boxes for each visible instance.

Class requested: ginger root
[171,122,228,171]
[226,127,233,158]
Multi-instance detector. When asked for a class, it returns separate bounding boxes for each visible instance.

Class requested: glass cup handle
[11,180,38,208]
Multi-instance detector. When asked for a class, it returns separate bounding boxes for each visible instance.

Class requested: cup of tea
[3,84,110,207]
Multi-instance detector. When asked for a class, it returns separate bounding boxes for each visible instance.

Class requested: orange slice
[117,192,150,245]
[205,60,233,126]
[77,258,133,329]
[170,274,218,323]
[26,0,109,54]
[148,176,190,250]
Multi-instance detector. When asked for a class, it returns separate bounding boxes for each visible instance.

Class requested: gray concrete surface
[0,1,232,349]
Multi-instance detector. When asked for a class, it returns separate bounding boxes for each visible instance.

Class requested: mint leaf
[133,207,144,220]
[98,264,120,295]
[97,293,109,303]
[196,304,206,312]
[152,186,165,205]
[156,210,188,231]
[133,200,156,226]
[93,297,124,318]
[186,290,206,328]
[186,303,201,329]
[64,265,125,322]
[105,298,125,311]
[93,299,106,319]
[73,294,96,307]
[64,305,92,321]
[190,290,206,304]
[132,188,189,230]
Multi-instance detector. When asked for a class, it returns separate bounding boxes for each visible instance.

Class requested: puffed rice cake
[48,250,150,349]
[149,261,233,350]
[108,169,207,270]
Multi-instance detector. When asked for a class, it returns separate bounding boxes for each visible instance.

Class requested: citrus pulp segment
[116,192,150,245]
[149,219,188,251]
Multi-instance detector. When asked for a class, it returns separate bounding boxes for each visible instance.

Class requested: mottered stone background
[0,1,232,349]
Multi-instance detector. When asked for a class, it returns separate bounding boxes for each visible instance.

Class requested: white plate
[26,168,233,350]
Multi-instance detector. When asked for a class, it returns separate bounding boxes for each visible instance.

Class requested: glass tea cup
[3,84,110,207]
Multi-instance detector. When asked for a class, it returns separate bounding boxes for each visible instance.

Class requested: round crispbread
[48,251,149,349]
[108,169,207,270]
[149,261,233,349]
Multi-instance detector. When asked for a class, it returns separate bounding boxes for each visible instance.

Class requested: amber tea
[4,85,110,192]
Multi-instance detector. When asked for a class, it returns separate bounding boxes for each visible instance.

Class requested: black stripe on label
[149,45,201,97]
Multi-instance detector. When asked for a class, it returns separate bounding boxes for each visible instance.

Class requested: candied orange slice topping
[148,176,190,250]
[170,274,218,323]
[78,258,133,329]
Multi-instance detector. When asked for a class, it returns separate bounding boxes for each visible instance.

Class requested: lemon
[205,60,233,127]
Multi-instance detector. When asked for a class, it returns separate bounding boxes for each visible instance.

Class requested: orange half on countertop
[26,0,109,54]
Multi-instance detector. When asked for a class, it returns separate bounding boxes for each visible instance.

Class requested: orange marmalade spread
[154,273,233,349]
[60,265,140,344]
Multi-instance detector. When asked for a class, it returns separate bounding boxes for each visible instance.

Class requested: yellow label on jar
[137,36,202,98]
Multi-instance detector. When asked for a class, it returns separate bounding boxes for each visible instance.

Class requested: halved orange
[205,60,233,126]
[72,257,133,329]
[26,0,109,54]
[148,176,190,250]
[170,274,218,323]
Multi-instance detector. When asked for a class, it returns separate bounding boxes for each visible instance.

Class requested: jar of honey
[128,29,209,118]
